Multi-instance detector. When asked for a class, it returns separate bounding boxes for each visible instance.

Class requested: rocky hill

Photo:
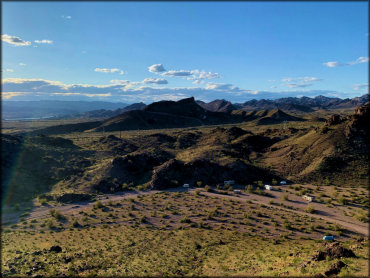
[255,109,305,125]
[197,99,236,112]
[260,102,369,185]
[90,97,247,132]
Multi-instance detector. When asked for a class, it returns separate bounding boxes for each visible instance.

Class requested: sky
[2,1,369,103]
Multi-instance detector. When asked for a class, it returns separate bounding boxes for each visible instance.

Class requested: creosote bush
[305,205,315,214]
[93,201,104,209]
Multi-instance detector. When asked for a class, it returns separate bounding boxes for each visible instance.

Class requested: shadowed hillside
[260,102,369,185]
[197,99,236,112]
[256,109,305,125]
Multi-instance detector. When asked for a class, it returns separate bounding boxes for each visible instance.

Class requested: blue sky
[2,1,369,103]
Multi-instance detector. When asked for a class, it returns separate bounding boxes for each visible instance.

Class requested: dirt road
[201,191,369,236]
[3,186,368,236]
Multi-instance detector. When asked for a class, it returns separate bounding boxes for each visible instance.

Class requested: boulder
[324,261,346,276]
[49,245,62,253]
[326,114,342,126]
[312,242,356,261]
[324,242,356,259]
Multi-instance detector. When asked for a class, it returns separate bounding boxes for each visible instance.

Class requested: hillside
[197,99,236,112]
[90,97,250,132]
[255,109,305,125]
[86,98,305,133]
[1,134,93,205]
[259,102,369,185]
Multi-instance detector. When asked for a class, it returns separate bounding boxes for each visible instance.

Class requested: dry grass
[2,222,368,277]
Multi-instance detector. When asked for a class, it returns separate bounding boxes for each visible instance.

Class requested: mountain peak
[144,97,205,117]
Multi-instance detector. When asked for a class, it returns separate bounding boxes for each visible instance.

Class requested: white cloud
[34,39,53,44]
[195,70,220,79]
[53,93,111,97]
[282,77,322,83]
[192,79,204,85]
[286,83,312,88]
[95,68,124,75]
[5,69,14,72]
[61,15,72,19]
[19,63,26,66]
[348,57,370,65]
[110,78,168,86]
[281,76,322,88]
[270,85,277,89]
[353,83,369,91]
[81,50,87,54]
[110,80,131,85]
[142,78,168,85]
[268,79,276,82]
[324,57,369,67]
[2,34,31,46]
[188,70,220,83]
[152,66,220,84]
[148,64,166,73]
[323,61,341,68]
[2,78,128,99]
[162,70,193,77]
[205,83,235,90]
[205,83,256,95]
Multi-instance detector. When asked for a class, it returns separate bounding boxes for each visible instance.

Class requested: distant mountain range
[234,94,369,112]
[198,94,368,113]
[2,94,368,121]
[2,100,128,120]
[61,102,147,119]
[29,97,307,135]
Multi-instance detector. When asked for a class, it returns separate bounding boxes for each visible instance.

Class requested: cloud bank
[149,64,220,84]
[2,77,352,103]
[142,78,168,85]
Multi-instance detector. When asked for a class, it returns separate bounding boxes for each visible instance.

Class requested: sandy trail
[201,190,369,236]
[3,186,368,236]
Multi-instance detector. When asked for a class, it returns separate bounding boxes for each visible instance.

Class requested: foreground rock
[312,242,356,261]
[324,261,346,276]
[49,246,62,253]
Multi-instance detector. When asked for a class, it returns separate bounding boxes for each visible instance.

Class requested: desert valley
[2,1,369,277]
[2,95,369,277]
